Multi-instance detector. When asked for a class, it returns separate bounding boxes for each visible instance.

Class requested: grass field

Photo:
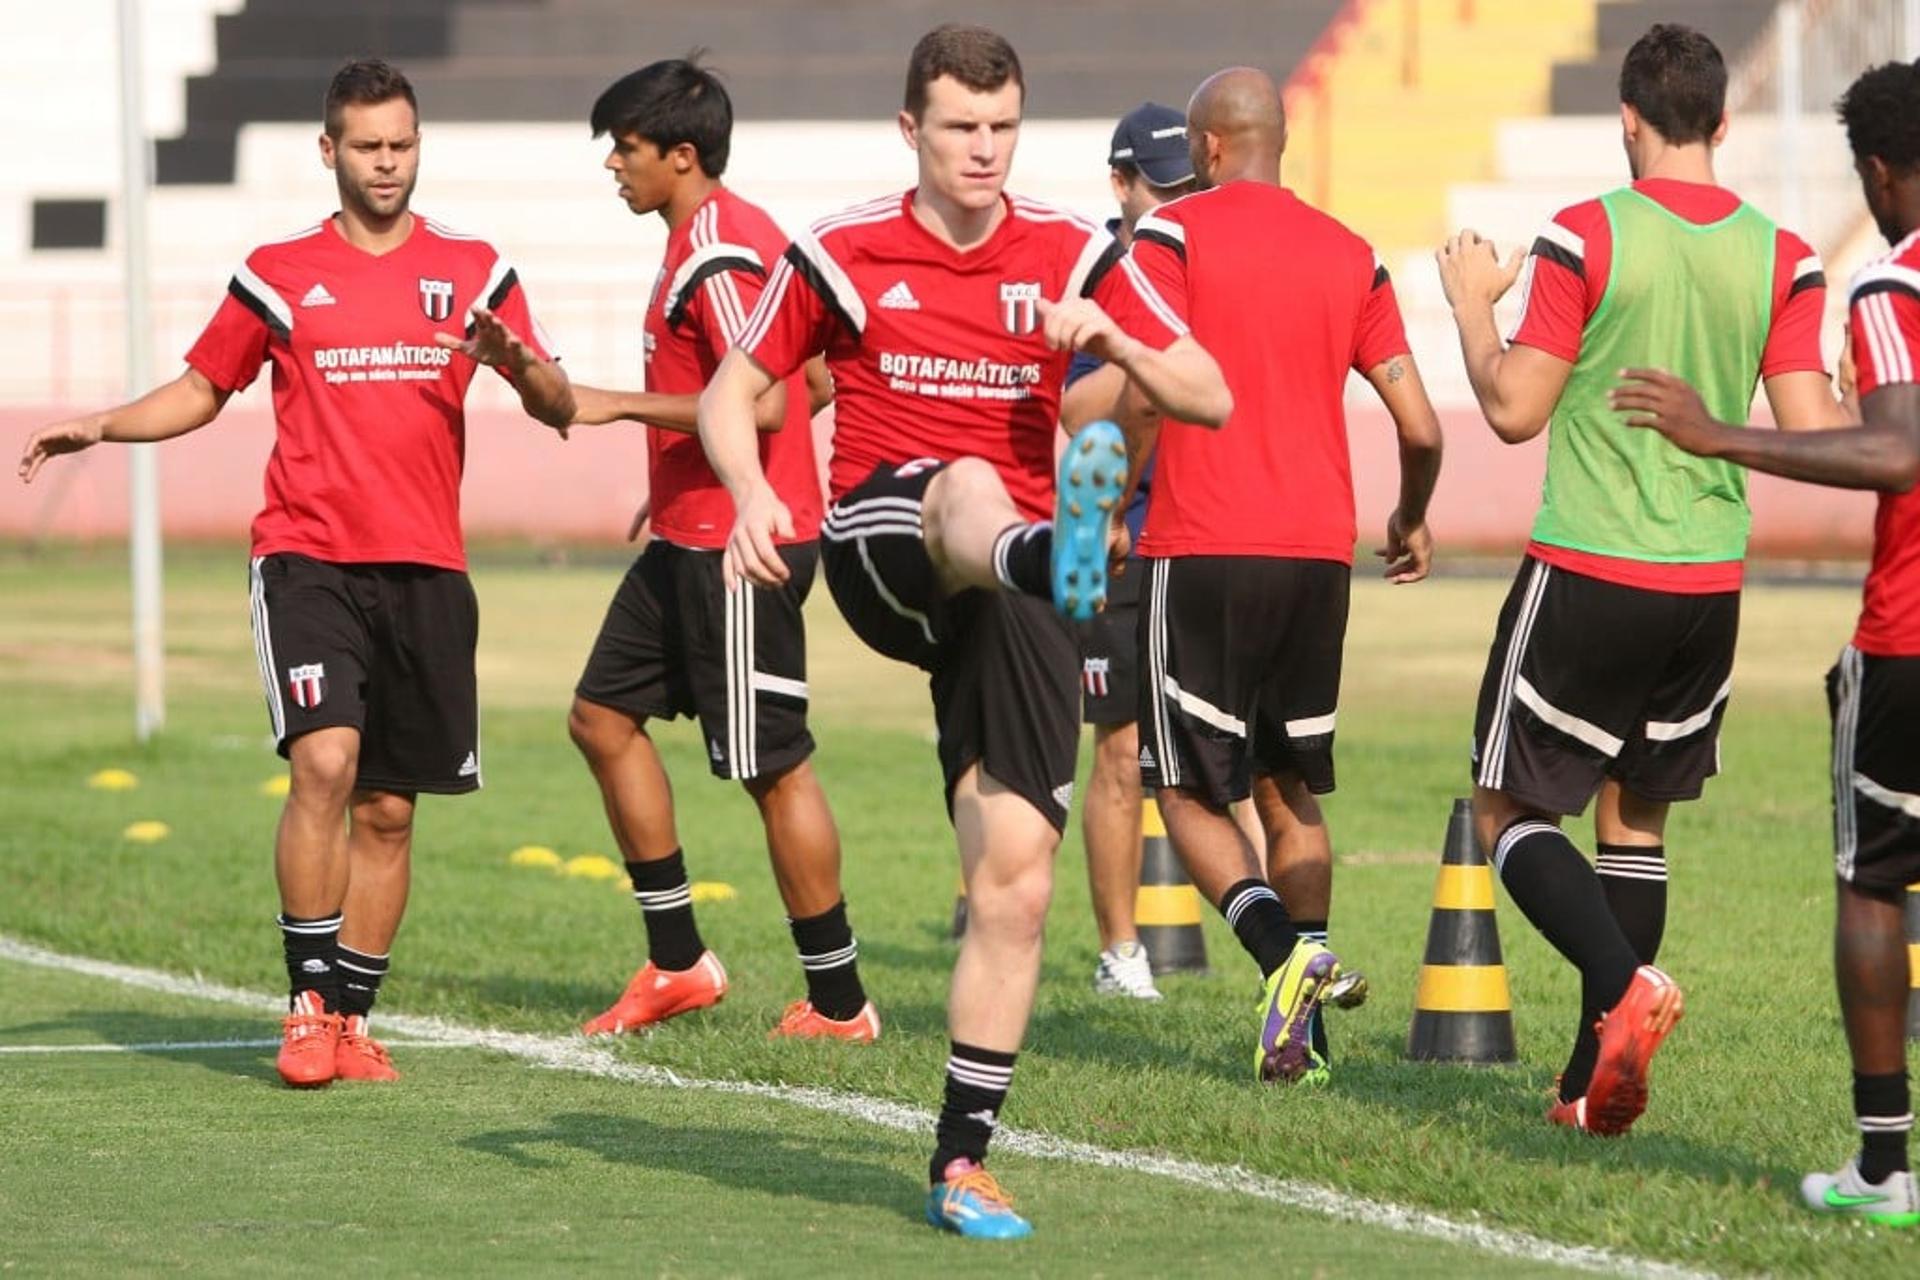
[0,542,1912,1277]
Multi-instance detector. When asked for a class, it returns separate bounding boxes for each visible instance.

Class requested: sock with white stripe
[626,850,706,972]
[278,911,341,1011]
[1595,843,1667,965]
[334,944,390,1017]
[990,521,1053,597]
[789,900,866,1021]
[1220,878,1298,978]
[1856,1071,1912,1183]
[1494,822,1639,1102]
[931,1042,1016,1183]
[1296,919,1330,1060]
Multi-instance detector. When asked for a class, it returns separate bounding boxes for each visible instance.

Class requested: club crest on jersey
[287,663,326,709]
[999,281,1041,335]
[418,277,455,322]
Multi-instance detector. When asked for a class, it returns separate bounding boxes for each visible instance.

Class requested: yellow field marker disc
[690,881,737,904]
[258,775,291,798]
[122,821,170,843]
[508,845,563,870]
[563,854,623,881]
[88,769,139,791]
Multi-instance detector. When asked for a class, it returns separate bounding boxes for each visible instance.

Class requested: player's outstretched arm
[1436,230,1570,443]
[17,369,230,483]
[698,346,792,589]
[1037,297,1231,428]
[435,305,575,433]
[1613,368,1920,492]
[1363,353,1443,583]
[568,380,789,434]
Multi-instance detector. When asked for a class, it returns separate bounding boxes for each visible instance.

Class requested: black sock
[1595,843,1667,965]
[790,900,866,1021]
[1494,822,1640,1101]
[1220,879,1297,977]
[334,944,390,1018]
[932,1042,1016,1183]
[626,850,705,972]
[1856,1071,1913,1183]
[1296,919,1329,1060]
[278,911,341,1010]
[990,521,1052,598]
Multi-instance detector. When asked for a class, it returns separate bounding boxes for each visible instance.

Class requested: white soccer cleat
[1800,1157,1920,1227]
[1093,940,1163,1001]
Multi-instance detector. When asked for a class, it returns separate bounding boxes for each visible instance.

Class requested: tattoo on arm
[1385,359,1405,385]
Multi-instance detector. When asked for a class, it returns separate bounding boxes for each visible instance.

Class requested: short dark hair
[904,24,1024,120]
[590,55,733,178]
[1838,59,1920,173]
[324,58,417,139]
[1618,23,1725,146]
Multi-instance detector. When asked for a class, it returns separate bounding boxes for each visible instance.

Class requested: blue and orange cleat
[1051,421,1128,622]
[926,1158,1032,1240]
[582,951,729,1035]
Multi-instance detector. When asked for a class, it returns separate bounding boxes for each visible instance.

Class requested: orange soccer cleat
[581,951,729,1035]
[334,1014,400,1082]
[276,990,342,1088]
[1583,964,1685,1136]
[770,999,882,1042]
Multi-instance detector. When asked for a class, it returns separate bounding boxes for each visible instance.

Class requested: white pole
[1777,1,1805,236]
[1906,0,1920,61]
[117,0,163,741]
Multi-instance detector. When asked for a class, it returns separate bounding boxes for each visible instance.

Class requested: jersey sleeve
[1352,252,1411,371]
[1087,220,1184,351]
[1507,203,1603,362]
[184,267,276,393]
[475,252,556,373]
[1850,261,1920,396]
[738,231,851,379]
[1760,230,1829,378]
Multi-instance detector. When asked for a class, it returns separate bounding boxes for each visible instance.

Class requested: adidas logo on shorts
[878,279,920,310]
[1138,745,1156,770]
[1052,781,1075,811]
[457,751,479,778]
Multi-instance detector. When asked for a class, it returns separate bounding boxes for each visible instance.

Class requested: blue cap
[1108,102,1193,188]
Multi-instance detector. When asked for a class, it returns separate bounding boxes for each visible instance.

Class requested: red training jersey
[186,215,554,571]
[1848,228,1920,656]
[738,189,1186,520]
[1129,181,1409,561]
[1508,178,1827,592]
[644,188,821,547]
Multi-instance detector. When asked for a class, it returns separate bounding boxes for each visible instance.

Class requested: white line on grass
[0,935,1714,1280]
[0,1039,448,1055]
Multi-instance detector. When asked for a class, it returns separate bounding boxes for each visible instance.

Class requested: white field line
[0,1039,448,1055]
[0,935,1715,1280]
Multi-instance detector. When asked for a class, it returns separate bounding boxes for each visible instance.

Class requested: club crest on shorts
[999,281,1041,335]
[1082,656,1111,699]
[418,277,455,322]
[287,662,326,709]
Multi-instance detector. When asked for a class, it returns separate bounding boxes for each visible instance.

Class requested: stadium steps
[1282,0,1597,255]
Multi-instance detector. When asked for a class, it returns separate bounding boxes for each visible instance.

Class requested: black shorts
[1829,645,1920,891]
[248,553,479,795]
[1471,556,1738,815]
[820,460,1080,831]
[575,540,816,782]
[1078,561,1141,726]
[1138,555,1350,806]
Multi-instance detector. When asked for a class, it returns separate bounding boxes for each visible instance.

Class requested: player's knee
[567,697,629,763]
[923,457,1002,533]
[287,732,357,804]
[353,791,415,845]
[970,860,1054,942]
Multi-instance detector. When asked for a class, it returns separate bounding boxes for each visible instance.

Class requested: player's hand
[1376,509,1432,584]
[1838,333,1861,420]
[438,307,568,439]
[1436,230,1524,312]
[1610,367,1725,458]
[1037,297,1138,365]
[1107,518,1132,576]
[723,483,793,590]
[17,414,104,484]
[626,497,652,544]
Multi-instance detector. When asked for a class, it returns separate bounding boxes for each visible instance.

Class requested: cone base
[1138,924,1207,975]
[1407,1010,1517,1064]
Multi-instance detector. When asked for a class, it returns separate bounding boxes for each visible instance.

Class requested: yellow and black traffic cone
[1907,882,1919,1041]
[1407,797,1516,1063]
[1136,793,1208,974]
[951,876,968,940]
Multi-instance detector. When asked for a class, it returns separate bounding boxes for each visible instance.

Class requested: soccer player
[558,60,876,1041]
[1609,58,1920,1226]
[16,60,574,1087]
[1125,67,1442,1083]
[1060,101,1198,1001]
[1436,23,1846,1135]
[698,25,1228,1240]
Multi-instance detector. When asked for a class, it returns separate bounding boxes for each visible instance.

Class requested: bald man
[1124,67,1444,1083]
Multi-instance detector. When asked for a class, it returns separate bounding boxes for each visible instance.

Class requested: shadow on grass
[460,1110,924,1224]
[6,1009,281,1083]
